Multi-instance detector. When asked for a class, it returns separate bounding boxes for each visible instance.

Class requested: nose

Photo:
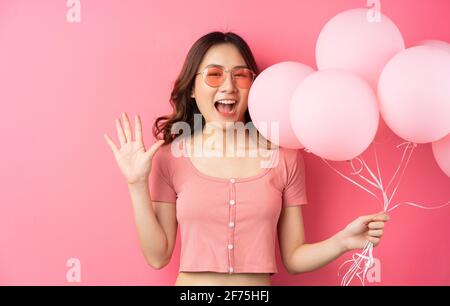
[219,71,238,93]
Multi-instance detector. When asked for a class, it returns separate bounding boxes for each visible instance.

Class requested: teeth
[216,99,237,104]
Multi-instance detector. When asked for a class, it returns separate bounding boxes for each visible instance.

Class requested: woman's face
[191,43,252,129]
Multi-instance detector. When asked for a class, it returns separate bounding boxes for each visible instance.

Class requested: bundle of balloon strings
[320,142,449,286]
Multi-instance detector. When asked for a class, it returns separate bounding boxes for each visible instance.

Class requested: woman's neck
[189,123,273,157]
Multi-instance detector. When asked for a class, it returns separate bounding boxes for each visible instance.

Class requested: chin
[209,120,236,130]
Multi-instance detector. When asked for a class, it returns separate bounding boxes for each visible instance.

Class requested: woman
[104,31,389,286]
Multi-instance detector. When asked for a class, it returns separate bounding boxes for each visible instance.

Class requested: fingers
[366,236,380,246]
[368,221,385,230]
[115,118,126,147]
[146,139,166,158]
[121,112,133,142]
[354,212,390,248]
[115,112,142,148]
[367,218,386,246]
[104,133,119,155]
[368,229,383,237]
[371,212,390,222]
[367,213,387,242]
[135,114,144,147]
[359,211,390,224]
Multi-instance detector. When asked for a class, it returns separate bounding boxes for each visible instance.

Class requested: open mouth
[214,99,238,115]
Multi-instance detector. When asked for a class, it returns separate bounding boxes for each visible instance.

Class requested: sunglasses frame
[195,65,256,89]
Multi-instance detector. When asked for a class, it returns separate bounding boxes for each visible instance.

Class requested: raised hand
[104,112,165,185]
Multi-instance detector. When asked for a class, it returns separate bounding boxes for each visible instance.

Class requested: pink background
[0,0,449,285]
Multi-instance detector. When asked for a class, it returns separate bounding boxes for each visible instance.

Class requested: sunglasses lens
[233,68,254,89]
[202,67,254,89]
[204,67,225,87]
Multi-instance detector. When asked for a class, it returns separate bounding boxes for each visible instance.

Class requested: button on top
[230,178,236,184]
[229,267,234,273]
[228,222,235,228]
[229,199,235,205]
[227,244,234,250]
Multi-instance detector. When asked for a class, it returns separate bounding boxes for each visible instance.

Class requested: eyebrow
[204,64,249,69]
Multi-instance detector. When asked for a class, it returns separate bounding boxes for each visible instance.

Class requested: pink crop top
[149,136,308,275]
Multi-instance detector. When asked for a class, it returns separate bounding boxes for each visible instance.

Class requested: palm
[115,141,151,185]
[104,112,165,185]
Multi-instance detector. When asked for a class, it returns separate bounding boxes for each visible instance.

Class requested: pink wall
[0,0,448,285]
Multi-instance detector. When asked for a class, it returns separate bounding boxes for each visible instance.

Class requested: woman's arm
[278,206,389,274]
[128,181,177,270]
[104,112,176,270]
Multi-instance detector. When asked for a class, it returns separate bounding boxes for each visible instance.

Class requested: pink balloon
[418,40,450,54]
[316,8,405,89]
[378,46,450,143]
[248,61,314,149]
[432,134,450,177]
[290,69,379,161]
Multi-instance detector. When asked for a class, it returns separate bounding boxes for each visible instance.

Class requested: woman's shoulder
[152,139,180,163]
[154,135,193,164]
[254,131,302,161]
[272,146,305,173]
[279,146,303,158]
[151,139,188,179]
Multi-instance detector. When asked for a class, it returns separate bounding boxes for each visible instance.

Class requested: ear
[190,89,195,99]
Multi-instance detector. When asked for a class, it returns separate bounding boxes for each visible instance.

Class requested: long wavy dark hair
[152,31,260,144]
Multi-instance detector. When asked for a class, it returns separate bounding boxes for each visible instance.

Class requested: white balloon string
[385,142,415,196]
[348,158,383,208]
[349,158,381,189]
[321,158,379,200]
[387,143,416,208]
[387,201,450,213]
[336,143,409,286]
[360,157,384,190]
[338,241,374,286]
[373,143,384,190]
[372,142,393,212]
[349,158,364,175]
[327,141,449,286]
[351,142,414,211]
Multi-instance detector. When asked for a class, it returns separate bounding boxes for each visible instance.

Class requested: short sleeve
[149,145,177,204]
[282,150,308,207]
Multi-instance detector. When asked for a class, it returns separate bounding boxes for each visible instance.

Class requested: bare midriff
[175,272,272,286]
